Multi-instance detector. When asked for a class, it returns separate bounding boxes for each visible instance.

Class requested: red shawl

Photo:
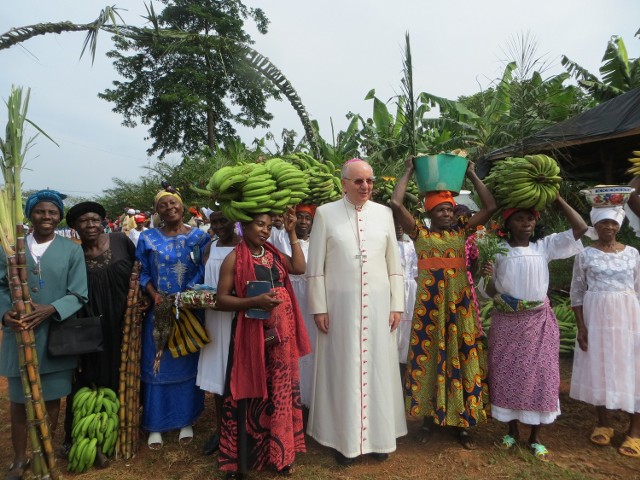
[229,240,312,400]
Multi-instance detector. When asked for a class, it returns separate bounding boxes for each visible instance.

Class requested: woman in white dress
[290,204,316,409]
[394,220,417,380]
[196,211,241,455]
[570,206,640,457]
[482,196,587,461]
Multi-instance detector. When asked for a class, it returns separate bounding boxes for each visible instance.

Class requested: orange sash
[418,257,465,270]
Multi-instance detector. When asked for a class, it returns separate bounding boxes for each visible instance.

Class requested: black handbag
[47,292,104,357]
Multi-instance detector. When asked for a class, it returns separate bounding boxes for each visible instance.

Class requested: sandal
[148,432,163,450]
[458,429,477,450]
[6,459,30,480]
[179,426,194,446]
[495,434,517,450]
[618,435,640,458]
[590,426,614,446]
[530,443,550,462]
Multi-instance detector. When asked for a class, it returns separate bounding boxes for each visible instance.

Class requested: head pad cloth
[295,204,317,217]
[586,206,626,240]
[153,186,183,211]
[502,207,540,223]
[423,191,456,212]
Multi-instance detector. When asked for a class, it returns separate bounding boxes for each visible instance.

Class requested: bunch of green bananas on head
[372,177,420,208]
[625,149,640,175]
[485,154,562,212]
[285,152,342,205]
[68,386,120,473]
[205,158,310,222]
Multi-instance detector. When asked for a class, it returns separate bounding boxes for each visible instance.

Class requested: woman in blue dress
[136,184,211,449]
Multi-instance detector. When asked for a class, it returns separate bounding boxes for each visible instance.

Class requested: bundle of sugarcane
[118,261,143,459]
[0,87,60,479]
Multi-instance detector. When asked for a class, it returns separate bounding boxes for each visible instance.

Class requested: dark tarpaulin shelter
[478,87,640,183]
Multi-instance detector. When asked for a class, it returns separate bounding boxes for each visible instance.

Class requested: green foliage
[562,33,640,103]
[99,0,280,159]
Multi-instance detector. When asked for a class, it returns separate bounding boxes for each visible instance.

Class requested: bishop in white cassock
[306,159,407,463]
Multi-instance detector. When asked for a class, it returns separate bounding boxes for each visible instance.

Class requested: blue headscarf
[24,189,67,219]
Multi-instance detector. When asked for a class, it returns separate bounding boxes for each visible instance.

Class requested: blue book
[245,281,272,319]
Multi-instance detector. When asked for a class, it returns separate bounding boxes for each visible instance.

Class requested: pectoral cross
[355,251,367,266]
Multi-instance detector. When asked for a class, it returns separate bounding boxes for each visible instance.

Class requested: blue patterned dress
[136,227,211,432]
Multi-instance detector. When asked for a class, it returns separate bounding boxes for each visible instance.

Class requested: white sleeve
[542,229,584,261]
[570,251,587,307]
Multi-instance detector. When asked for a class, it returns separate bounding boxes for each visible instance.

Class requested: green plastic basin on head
[413,154,469,194]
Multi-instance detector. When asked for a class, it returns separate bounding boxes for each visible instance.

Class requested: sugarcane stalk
[0,86,60,479]
[117,261,142,459]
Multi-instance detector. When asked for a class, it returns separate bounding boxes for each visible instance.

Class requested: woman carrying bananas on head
[481,196,587,462]
[391,156,497,450]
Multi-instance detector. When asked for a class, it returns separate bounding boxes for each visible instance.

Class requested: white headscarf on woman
[585,206,626,240]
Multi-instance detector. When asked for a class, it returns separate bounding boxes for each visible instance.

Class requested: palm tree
[0,4,321,158]
[561,31,640,103]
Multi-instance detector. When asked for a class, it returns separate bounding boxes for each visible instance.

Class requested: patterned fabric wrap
[173,289,217,309]
[488,298,560,412]
[405,218,488,427]
[492,294,543,313]
[167,306,211,358]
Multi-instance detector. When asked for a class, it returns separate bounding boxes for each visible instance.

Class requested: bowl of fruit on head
[579,185,635,208]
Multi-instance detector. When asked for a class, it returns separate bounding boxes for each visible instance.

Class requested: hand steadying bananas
[485,154,562,211]
[626,150,640,175]
[68,386,120,473]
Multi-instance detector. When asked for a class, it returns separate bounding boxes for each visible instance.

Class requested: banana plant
[562,32,640,103]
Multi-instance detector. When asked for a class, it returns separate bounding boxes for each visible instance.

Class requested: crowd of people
[0,158,639,479]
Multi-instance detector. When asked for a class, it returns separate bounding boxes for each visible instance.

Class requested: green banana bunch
[552,298,578,355]
[285,152,342,205]
[626,149,640,176]
[371,176,420,209]
[485,154,562,212]
[68,386,120,473]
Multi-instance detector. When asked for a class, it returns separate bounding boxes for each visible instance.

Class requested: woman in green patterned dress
[391,157,496,449]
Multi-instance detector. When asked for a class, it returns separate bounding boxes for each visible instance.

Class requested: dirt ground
[1,353,640,479]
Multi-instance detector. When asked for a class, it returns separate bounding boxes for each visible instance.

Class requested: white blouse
[493,230,583,301]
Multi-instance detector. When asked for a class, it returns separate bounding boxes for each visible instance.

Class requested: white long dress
[570,246,640,413]
[289,238,315,407]
[306,198,407,458]
[397,237,417,364]
[196,240,235,395]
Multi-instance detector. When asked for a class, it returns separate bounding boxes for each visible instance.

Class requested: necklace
[251,246,269,265]
[343,198,368,267]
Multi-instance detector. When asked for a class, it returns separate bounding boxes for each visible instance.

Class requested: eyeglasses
[344,177,375,186]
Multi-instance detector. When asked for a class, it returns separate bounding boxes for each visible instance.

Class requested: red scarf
[230,240,312,400]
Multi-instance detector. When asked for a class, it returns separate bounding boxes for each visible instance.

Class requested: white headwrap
[586,206,626,240]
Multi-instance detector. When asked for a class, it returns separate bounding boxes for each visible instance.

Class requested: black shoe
[369,452,389,462]
[202,433,220,455]
[335,451,355,466]
[6,459,30,480]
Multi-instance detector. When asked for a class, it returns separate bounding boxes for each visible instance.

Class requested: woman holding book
[215,208,311,479]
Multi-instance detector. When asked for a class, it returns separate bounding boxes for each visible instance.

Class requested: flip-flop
[590,426,614,446]
[148,432,163,450]
[618,436,640,458]
[179,426,194,446]
[530,443,550,462]
[495,434,517,450]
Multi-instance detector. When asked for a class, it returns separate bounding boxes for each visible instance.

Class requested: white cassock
[306,198,407,457]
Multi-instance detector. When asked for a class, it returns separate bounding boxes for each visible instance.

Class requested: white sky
[1,0,638,198]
